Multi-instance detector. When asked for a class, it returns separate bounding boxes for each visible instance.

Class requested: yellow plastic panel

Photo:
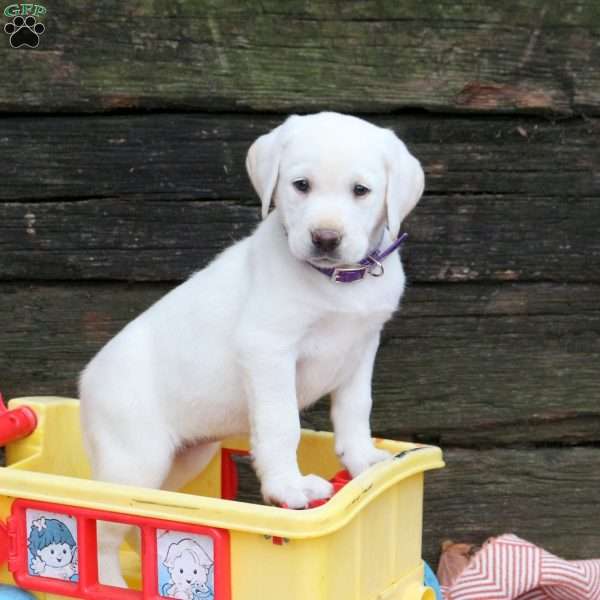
[0,397,444,600]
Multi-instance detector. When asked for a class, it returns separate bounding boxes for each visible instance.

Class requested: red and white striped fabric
[439,534,600,600]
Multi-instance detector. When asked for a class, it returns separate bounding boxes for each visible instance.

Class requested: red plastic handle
[0,394,37,445]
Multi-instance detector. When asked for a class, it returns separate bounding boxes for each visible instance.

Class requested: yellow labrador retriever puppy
[79,112,424,587]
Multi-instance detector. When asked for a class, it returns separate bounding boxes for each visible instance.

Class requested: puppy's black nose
[311,229,341,253]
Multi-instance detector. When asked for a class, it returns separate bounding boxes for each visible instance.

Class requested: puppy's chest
[295,313,386,404]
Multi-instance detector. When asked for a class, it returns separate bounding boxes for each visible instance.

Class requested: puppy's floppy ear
[382,129,425,239]
[246,115,299,220]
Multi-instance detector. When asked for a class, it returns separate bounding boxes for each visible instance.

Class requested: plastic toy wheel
[404,582,436,600]
[0,585,37,599]
[423,561,443,600]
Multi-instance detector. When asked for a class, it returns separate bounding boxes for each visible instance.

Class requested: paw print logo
[4,15,45,48]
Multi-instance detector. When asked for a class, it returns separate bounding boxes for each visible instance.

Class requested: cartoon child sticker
[27,516,78,581]
[162,538,213,600]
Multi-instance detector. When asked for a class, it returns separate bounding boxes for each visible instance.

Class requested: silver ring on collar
[368,257,385,277]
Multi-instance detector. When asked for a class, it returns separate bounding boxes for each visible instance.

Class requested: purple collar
[310,232,408,283]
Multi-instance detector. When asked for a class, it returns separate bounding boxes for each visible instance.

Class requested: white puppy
[79,111,424,586]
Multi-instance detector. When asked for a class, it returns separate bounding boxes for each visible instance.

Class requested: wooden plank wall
[1,1,599,565]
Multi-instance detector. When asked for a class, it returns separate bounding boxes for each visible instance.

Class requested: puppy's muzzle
[311,229,342,253]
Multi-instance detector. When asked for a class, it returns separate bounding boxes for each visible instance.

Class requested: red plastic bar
[0,394,37,446]
[0,522,8,566]
[76,518,99,593]
[10,499,231,600]
[220,448,250,500]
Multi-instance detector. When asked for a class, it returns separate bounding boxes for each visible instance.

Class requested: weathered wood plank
[1,194,598,283]
[1,114,598,202]
[1,1,600,114]
[2,113,598,282]
[0,199,257,281]
[423,447,600,563]
[228,448,600,564]
[1,282,598,445]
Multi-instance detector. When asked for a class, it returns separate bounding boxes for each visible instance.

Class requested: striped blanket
[438,534,600,599]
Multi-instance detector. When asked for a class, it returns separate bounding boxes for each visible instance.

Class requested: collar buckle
[331,265,368,284]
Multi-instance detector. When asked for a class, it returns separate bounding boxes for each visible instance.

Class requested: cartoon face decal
[26,510,78,582]
[170,551,205,587]
[37,542,75,568]
[157,530,214,600]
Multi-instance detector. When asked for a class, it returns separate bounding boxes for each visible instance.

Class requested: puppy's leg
[116,443,221,561]
[161,442,220,492]
[241,349,333,508]
[87,430,175,587]
[331,334,391,477]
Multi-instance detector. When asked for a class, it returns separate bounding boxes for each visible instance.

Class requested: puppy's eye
[293,179,310,193]
[353,184,370,197]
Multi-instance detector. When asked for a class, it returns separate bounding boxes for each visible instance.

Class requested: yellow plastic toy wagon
[0,396,444,600]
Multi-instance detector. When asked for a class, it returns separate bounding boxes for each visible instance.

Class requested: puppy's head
[246,112,424,267]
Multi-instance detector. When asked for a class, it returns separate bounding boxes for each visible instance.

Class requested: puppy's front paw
[262,474,334,508]
[301,474,334,502]
[262,477,309,508]
[339,445,392,478]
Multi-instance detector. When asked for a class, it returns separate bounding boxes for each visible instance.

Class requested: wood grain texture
[423,447,600,563]
[1,1,600,114]
[2,113,599,202]
[1,194,598,283]
[230,447,600,564]
[2,282,598,445]
[1,114,599,283]
[0,199,257,281]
